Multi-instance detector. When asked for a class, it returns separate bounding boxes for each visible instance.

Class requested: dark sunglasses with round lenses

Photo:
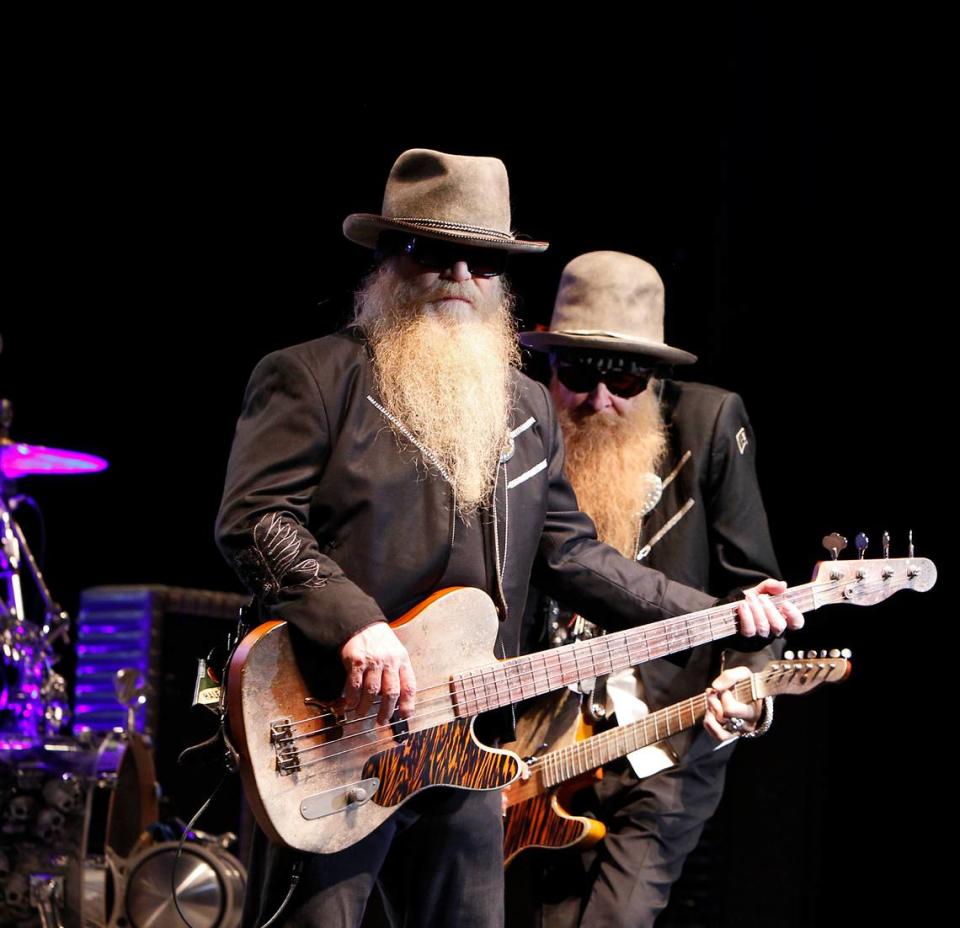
[377,232,508,278]
[553,362,654,399]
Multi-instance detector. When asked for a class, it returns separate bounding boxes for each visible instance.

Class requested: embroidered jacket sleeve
[215,349,385,653]
[531,382,717,627]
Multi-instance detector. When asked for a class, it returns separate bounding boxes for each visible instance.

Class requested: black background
[2,14,948,925]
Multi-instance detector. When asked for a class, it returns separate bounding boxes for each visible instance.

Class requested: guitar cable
[172,769,231,928]
[171,600,255,928]
[257,858,304,928]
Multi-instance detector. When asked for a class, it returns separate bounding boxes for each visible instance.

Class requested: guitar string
[272,599,762,748]
[299,566,907,738]
[270,582,829,746]
[274,591,831,765]
[285,659,849,775]
[272,577,880,756]
[273,586,871,767]
[536,665,846,782]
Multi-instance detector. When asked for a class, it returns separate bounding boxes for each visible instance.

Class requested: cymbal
[0,439,108,478]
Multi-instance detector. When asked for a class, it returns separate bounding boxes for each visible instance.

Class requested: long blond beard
[556,386,667,558]
[355,265,520,516]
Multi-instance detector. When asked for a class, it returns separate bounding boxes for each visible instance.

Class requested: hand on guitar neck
[734,578,805,637]
[337,578,801,729]
[704,579,805,739]
[704,665,766,740]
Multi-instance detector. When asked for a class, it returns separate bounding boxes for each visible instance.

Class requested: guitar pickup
[301,779,381,819]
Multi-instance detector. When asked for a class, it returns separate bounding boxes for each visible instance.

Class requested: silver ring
[723,717,745,733]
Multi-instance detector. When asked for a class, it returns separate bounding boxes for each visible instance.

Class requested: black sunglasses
[553,363,654,399]
[377,232,508,278]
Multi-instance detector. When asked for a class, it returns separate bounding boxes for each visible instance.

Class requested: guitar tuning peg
[882,531,890,559]
[840,648,852,659]
[855,532,869,559]
[822,533,847,560]
[908,529,914,559]
[828,649,841,658]
[783,650,794,660]
[819,650,828,658]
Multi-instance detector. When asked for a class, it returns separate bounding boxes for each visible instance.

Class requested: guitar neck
[452,584,819,716]
[536,677,754,787]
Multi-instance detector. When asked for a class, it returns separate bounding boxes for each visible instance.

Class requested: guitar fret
[468,671,481,715]
[482,667,496,711]
[473,669,486,713]
[572,645,584,682]
[492,665,505,709]
[602,636,615,677]
[509,660,525,703]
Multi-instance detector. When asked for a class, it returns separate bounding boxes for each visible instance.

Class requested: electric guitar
[502,650,852,864]
[227,557,934,853]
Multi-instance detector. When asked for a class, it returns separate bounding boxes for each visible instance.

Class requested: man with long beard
[514,250,784,927]
[216,155,799,928]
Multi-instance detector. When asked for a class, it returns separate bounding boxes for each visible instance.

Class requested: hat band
[391,217,515,241]
[554,328,661,342]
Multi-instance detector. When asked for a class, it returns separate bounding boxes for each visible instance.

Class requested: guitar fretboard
[451,584,821,716]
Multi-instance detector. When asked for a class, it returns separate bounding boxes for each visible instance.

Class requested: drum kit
[1,383,245,928]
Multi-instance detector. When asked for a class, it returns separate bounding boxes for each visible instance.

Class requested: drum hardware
[123,837,246,928]
[114,670,149,737]
[29,873,65,928]
[1,393,107,746]
[0,370,246,926]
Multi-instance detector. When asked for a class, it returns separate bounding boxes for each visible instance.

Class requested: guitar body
[502,688,605,865]
[504,786,606,866]
[503,650,860,865]
[226,557,935,855]
[228,587,522,853]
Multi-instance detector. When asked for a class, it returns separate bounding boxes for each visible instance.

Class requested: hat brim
[343,214,549,254]
[518,330,697,366]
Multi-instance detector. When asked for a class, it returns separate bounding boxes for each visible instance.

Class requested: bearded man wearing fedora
[512,251,785,927]
[216,155,800,928]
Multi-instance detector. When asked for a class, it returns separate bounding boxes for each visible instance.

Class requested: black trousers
[244,788,504,928]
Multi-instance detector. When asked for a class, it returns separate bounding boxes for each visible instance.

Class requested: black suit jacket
[215,332,716,673]
[630,379,782,758]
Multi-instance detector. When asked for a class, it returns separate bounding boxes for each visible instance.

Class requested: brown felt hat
[343,149,548,254]
[520,251,697,365]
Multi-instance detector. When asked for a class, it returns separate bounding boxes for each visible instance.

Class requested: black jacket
[636,380,782,727]
[215,331,716,667]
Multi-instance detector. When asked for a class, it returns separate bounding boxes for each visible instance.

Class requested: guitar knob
[840,648,852,659]
[347,787,369,804]
[828,649,841,658]
[783,651,794,660]
[822,533,848,561]
[855,532,869,559]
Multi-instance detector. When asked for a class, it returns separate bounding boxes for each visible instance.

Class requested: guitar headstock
[756,650,852,697]
[810,557,937,608]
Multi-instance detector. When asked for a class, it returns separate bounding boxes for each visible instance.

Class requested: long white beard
[555,386,667,558]
[355,266,520,516]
